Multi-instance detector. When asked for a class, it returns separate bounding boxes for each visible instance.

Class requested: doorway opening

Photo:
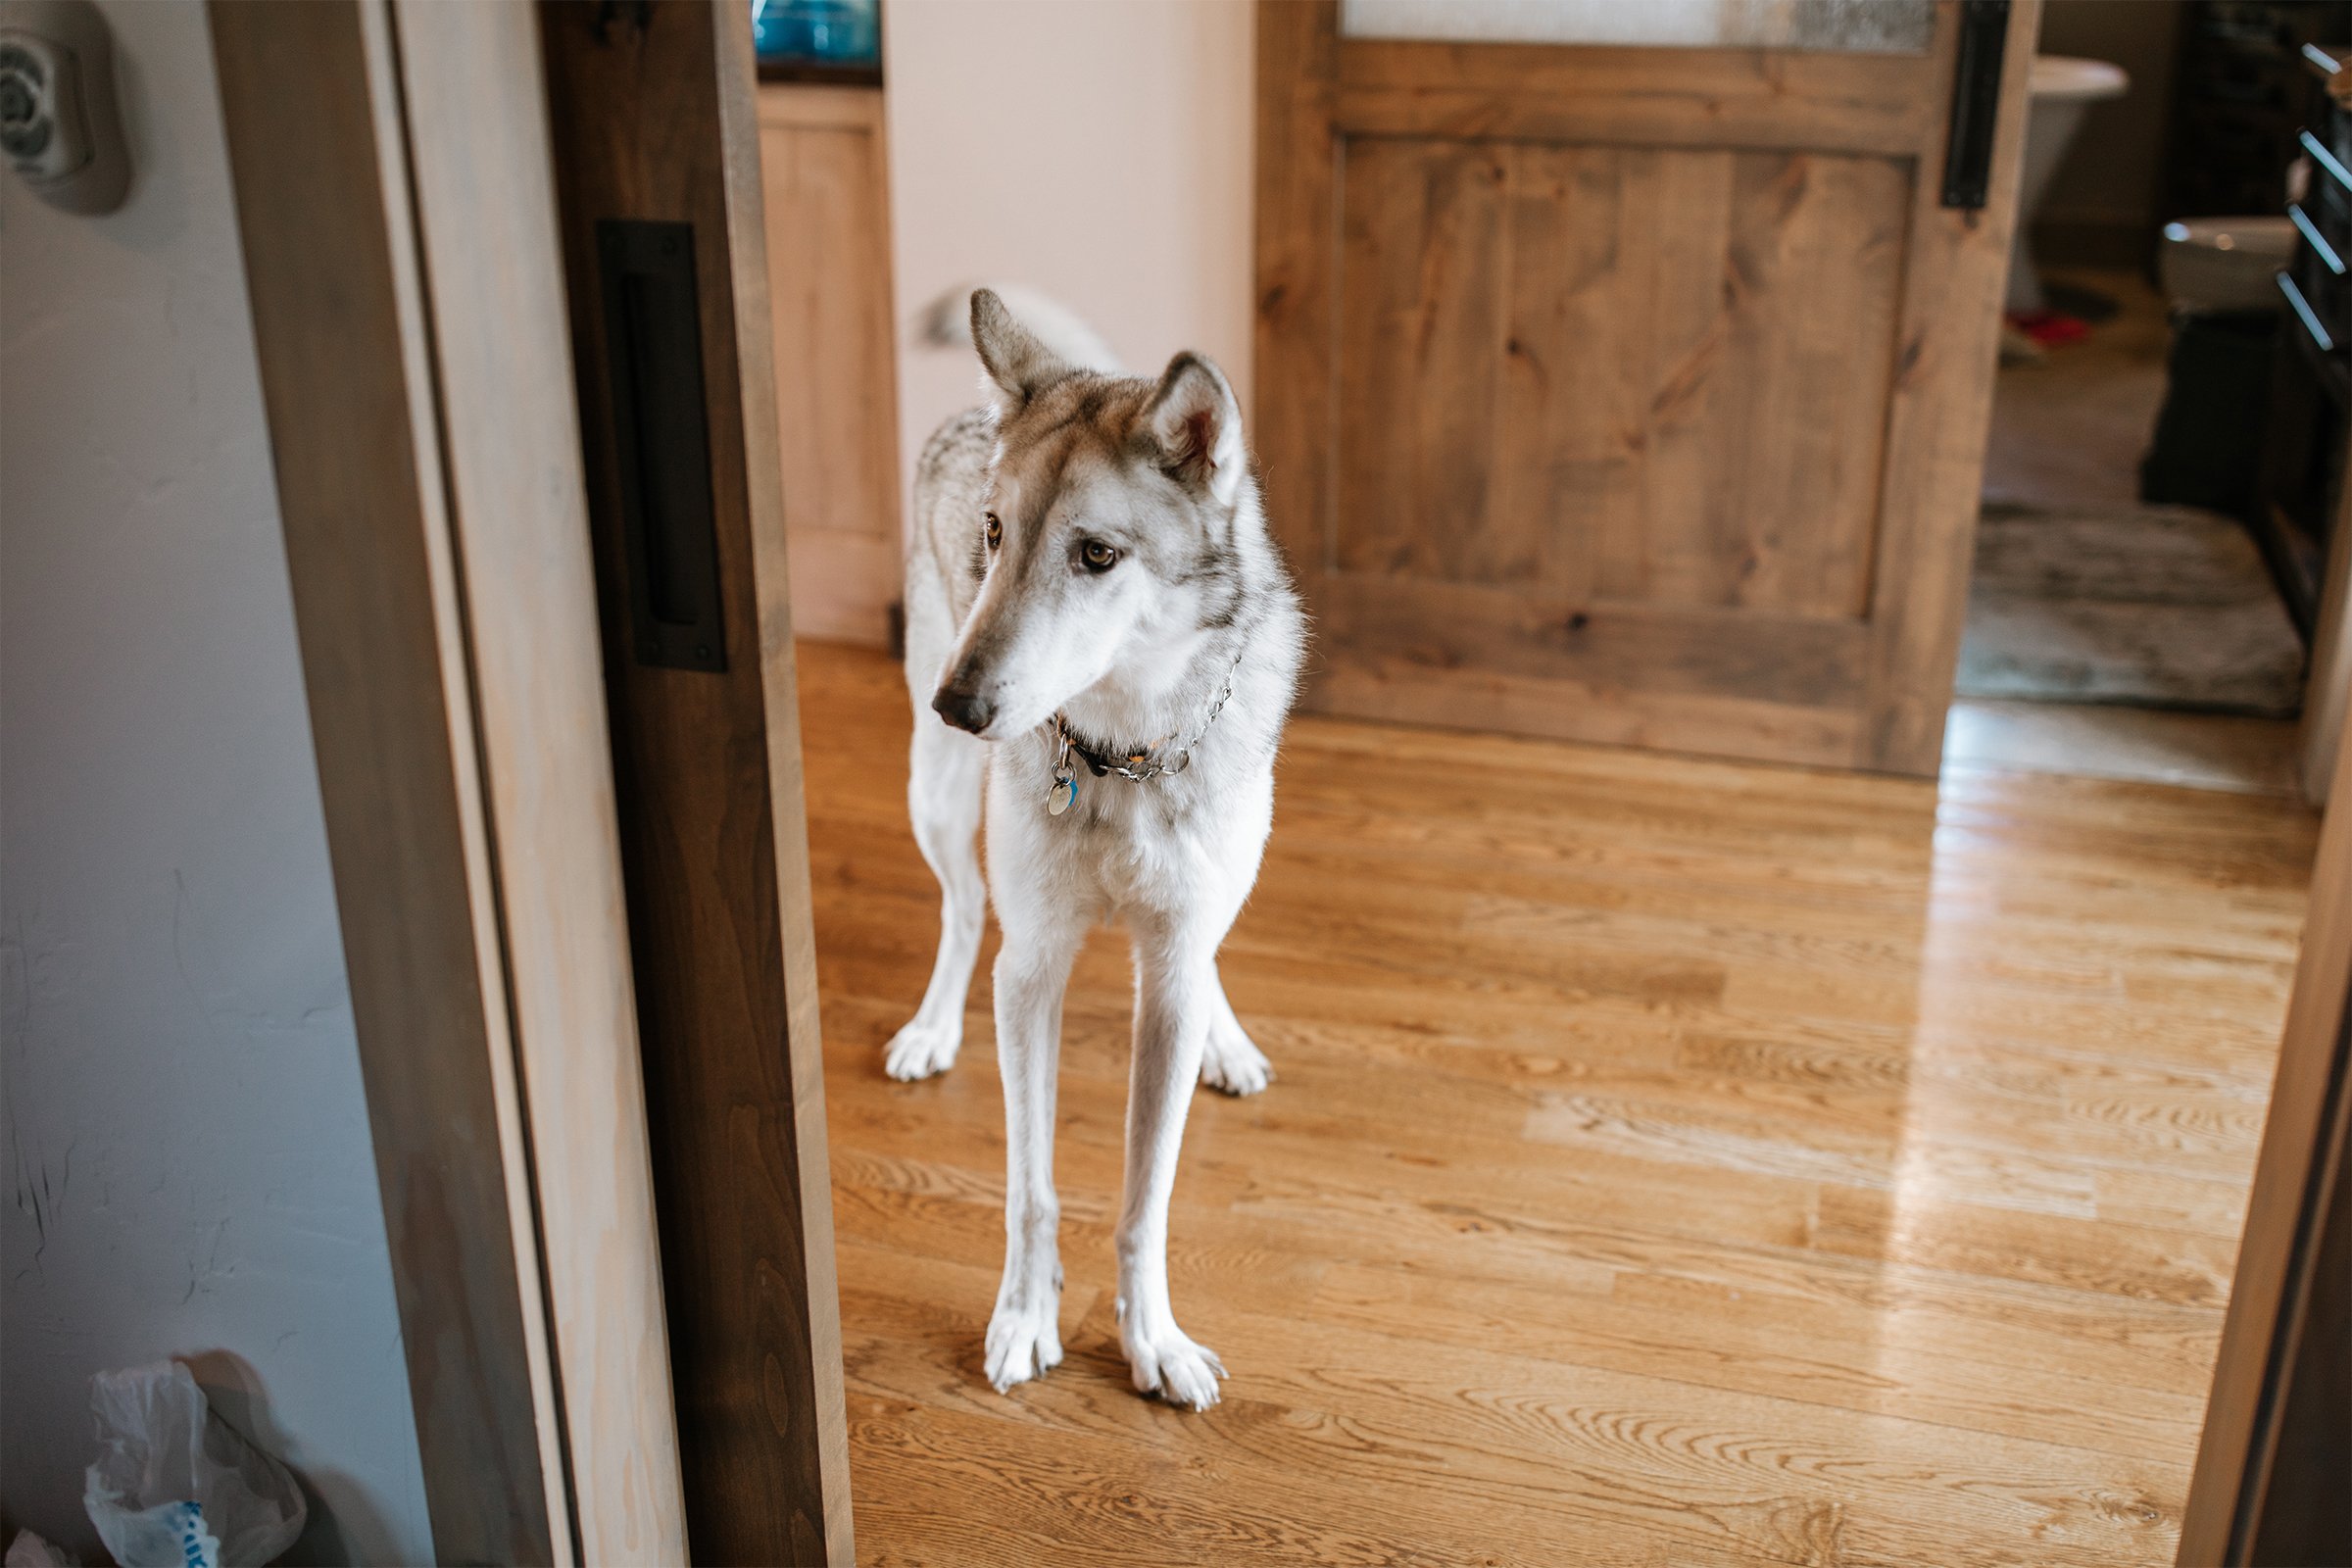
[1945,1,2349,798]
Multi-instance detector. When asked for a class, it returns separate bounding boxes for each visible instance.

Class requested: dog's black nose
[932,686,995,734]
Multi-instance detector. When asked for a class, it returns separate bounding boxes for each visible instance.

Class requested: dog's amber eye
[1079,539,1119,573]
[984,512,1003,551]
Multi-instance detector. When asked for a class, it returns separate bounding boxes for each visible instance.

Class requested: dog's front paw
[984,1293,1064,1393]
[1118,1307,1226,1410]
[1200,1025,1272,1097]
[884,1017,959,1081]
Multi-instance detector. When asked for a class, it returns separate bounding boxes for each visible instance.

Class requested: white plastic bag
[82,1361,306,1568]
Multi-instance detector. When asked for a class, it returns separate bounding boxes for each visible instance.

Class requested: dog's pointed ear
[1141,352,1245,509]
[971,287,1069,408]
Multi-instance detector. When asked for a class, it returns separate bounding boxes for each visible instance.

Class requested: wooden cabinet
[758,83,902,647]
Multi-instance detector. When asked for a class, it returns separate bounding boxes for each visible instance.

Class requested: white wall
[0,4,431,1562]
[883,0,1254,504]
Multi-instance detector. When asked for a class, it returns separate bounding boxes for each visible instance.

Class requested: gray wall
[0,3,431,1561]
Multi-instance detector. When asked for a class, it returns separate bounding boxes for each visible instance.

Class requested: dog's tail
[917,282,1126,376]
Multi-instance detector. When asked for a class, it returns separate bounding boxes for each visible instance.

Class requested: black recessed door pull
[597,219,728,672]
[1941,0,2011,211]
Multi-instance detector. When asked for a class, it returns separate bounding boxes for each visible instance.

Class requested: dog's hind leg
[885,717,987,1081]
[1199,965,1273,1097]
[1116,919,1228,1409]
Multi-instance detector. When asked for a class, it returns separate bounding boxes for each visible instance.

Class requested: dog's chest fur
[988,716,1277,923]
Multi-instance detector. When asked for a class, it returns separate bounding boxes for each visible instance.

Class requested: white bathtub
[2008,55,2131,315]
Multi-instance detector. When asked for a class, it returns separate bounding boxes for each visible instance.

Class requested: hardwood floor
[1942,699,2304,798]
[799,641,2318,1567]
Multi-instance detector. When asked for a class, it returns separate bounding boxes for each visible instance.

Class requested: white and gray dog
[889,286,1305,1409]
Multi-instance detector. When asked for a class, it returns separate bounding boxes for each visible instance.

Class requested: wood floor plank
[841,1243,2185,1568]
[793,641,2317,1567]
[1297,1259,2211,1462]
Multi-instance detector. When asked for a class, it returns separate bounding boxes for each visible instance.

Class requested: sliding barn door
[538,3,852,1561]
[1257,0,2037,773]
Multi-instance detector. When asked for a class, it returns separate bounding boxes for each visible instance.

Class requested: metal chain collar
[1050,647,1246,786]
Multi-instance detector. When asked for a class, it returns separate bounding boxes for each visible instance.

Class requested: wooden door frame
[757,81,906,649]
[2180,721,2352,1564]
[2296,474,2352,805]
[212,2,692,1560]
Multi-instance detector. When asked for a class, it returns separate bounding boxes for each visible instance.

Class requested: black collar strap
[1047,646,1247,787]
[1063,730,1153,778]
[1051,712,1185,783]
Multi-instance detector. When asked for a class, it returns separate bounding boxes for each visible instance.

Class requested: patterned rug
[1955,503,2306,716]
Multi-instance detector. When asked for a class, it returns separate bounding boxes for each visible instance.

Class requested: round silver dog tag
[1047,775,1077,816]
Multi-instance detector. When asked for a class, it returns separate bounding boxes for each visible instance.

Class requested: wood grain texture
[1853,0,2041,773]
[539,2,852,1561]
[1335,36,1936,156]
[1334,139,1904,614]
[796,641,2319,1568]
[1258,0,2042,776]
[723,12,858,1557]
[757,83,903,647]
[1253,0,1342,603]
[383,7,687,1560]
[211,6,566,1559]
[2244,1107,2349,1567]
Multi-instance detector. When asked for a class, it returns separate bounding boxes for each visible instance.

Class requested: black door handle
[597,219,729,672]
[1941,0,2011,211]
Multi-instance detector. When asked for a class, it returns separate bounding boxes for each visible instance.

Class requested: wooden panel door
[1257,1,2039,774]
